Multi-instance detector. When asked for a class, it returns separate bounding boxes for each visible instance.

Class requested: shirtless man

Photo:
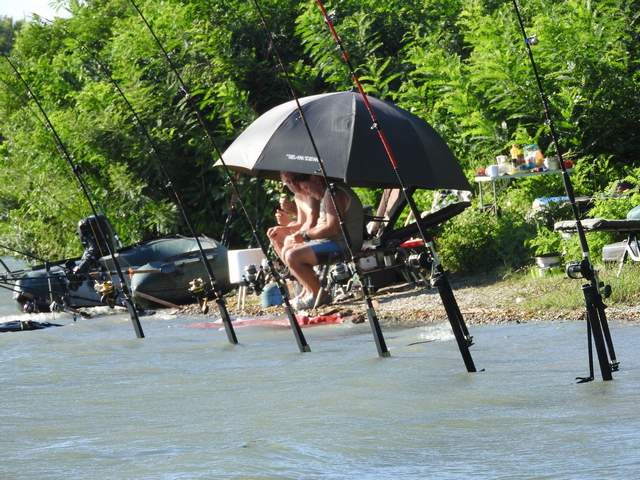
[267,172,319,263]
[284,175,363,310]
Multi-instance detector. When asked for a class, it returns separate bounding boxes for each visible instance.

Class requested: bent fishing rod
[128,0,310,352]
[2,54,145,338]
[249,0,389,357]
[512,0,616,382]
[314,1,476,372]
[41,18,238,345]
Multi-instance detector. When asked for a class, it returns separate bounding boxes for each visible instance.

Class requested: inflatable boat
[8,215,231,312]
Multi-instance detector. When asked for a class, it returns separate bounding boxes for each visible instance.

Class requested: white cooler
[227,248,267,284]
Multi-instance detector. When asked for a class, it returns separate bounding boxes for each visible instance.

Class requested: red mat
[188,313,343,330]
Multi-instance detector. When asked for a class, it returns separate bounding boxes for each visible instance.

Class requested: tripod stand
[512,0,618,381]
[567,260,618,382]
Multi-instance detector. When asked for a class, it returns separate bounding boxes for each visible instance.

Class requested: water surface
[1,297,639,479]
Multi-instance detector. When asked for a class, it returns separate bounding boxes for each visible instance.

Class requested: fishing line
[2,54,145,338]
[128,0,310,353]
[249,0,389,357]
[314,0,476,372]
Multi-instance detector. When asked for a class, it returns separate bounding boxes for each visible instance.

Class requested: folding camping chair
[316,187,471,304]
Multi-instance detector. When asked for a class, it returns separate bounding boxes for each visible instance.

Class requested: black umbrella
[220,91,470,190]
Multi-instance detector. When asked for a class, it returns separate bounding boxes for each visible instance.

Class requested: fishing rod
[511,1,616,382]
[128,0,310,352]
[2,54,145,338]
[249,0,389,357]
[314,1,476,372]
[0,257,13,275]
[220,192,238,248]
[40,18,238,345]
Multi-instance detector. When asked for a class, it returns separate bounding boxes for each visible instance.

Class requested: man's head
[280,172,310,195]
[298,175,326,200]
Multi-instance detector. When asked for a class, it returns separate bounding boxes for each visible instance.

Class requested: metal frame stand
[576,280,618,382]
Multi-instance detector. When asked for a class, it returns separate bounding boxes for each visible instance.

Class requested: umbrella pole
[314,0,476,371]
[251,0,390,358]
[129,0,310,353]
[511,0,615,381]
[43,17,238,345]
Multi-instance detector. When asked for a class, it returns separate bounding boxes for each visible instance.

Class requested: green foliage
[0,16,22,55]
[526,227,562,256]
[436,208,534,273]
[0,0,637,272]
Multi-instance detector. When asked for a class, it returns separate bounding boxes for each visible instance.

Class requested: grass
[501,262,640,311]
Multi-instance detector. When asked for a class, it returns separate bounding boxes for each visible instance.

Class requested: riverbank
[180,263,640,328]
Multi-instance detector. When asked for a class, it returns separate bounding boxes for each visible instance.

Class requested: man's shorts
[306,239,345,263]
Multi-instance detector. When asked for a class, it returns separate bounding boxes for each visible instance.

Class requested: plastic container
[260,282,283,307]
[524,144,539,168]
[510,144,525,165]
[544,156,560,170]
[486,165,499,177]
[496,155,509,174]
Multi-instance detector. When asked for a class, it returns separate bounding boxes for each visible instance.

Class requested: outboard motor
[73,214,118,277]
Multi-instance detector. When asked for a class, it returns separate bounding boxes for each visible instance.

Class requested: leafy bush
[436,208,534,273]
[526,227,562,256]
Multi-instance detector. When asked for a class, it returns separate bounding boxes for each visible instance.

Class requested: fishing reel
[329,262,353,284]
[63,259,84,291]
[188,277,211,314]
[566,259,612,299]
[396,243,433,287]
[526,34,539,46]
[407,251,431,270]
[94,280,117,308]
[22,299,37,314]
[566,259,594,281]
[242,263,267,295]
[327,261,356,300]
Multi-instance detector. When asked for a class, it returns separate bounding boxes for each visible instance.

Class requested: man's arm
[297,191,346,241]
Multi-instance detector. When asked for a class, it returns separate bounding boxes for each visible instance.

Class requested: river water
[1,273,639,478]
